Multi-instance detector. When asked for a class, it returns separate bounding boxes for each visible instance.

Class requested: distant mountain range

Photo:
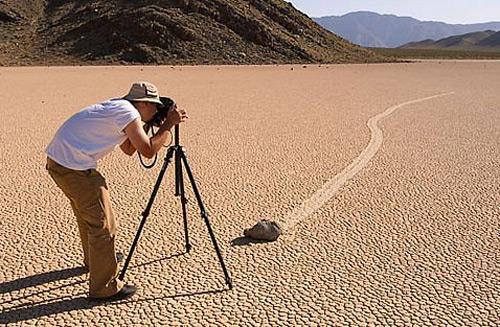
[313,11,500,48]
[400,30,500,50]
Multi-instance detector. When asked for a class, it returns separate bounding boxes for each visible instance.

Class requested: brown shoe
[88,284,137,302]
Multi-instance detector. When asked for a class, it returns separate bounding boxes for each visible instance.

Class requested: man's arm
[123,105,187,158]
[120,123,153,156]
[123,118,174,159]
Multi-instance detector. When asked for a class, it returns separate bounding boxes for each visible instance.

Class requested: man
[45,81,188,301]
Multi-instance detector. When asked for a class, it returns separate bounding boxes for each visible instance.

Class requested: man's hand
[164,103,188,127]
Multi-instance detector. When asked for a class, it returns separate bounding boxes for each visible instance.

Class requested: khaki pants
[46,157,124,298]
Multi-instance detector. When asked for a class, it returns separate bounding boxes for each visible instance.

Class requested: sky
[288,0,500,24]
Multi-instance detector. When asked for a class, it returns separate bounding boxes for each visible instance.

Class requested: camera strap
[138,123,157,169]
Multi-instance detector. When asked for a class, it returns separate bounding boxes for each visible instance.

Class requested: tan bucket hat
[123,81,163,105]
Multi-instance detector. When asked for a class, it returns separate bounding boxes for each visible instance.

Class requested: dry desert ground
[0,62,499,326]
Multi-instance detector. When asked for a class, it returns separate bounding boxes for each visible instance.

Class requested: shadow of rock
[230,236,271,246]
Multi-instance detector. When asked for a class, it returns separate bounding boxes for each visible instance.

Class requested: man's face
[138,102,159,122]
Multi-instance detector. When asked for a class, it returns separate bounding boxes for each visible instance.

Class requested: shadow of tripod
[119,125,232,289]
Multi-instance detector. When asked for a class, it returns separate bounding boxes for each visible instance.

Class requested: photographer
[45,82,188,301]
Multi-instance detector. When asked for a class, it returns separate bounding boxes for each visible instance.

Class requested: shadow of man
[0,296,97,324]
[0,253,227,324]
[0,266,96,324]
[0,266,87,296]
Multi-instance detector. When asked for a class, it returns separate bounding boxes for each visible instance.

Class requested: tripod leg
[175,147,181,197]
[119,147,176,281]
[179,149,233,289]
[176,148,191,253]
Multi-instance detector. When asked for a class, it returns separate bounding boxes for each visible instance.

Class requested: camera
[148,96,175,127]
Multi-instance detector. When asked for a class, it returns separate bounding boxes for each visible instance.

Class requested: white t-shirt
[46,99,140,170]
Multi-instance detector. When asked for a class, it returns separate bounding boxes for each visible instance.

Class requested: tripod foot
[185,244,192,253]
[226,277,233,290]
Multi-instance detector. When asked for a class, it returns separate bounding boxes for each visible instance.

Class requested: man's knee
[81,202,117,237]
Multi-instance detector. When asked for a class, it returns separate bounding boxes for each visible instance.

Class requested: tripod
[119,125,232,289]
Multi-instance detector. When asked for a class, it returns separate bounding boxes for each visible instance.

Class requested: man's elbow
[140,148,155,159]
[121,147,135,156]
[121,147,136,156]
[134,141,155,158]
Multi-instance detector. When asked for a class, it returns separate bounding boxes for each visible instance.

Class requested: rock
[244,219,282,241]
[0,10,21,23]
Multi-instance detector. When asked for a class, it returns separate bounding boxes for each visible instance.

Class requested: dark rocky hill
[0,0,385,65]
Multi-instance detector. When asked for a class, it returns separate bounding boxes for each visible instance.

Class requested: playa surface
[0,62,499,326]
